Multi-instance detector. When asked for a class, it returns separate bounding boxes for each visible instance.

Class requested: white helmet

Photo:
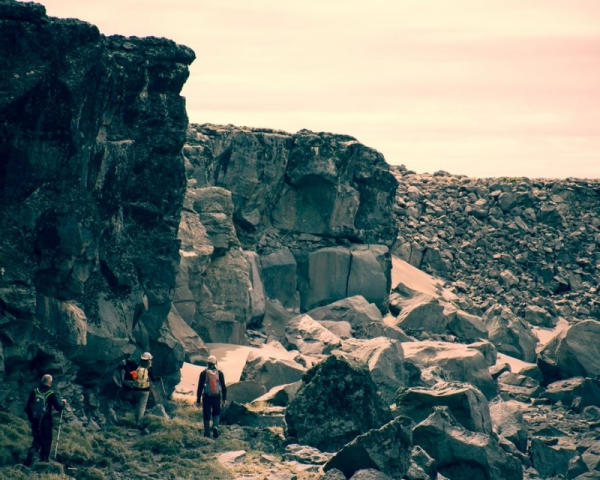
[207,355,217,365]
[141,352,153,361]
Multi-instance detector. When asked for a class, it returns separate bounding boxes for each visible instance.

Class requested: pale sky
[37,1,600,178]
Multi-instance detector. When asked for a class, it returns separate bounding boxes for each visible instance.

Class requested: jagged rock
[165,306,208,363]
[531,437,577,478]
[445,306,488,343]
[392,294,447,334]
[349,470,395,480]
[250,381,302,407]
[285,314,342,355]
[412,407,523,480]
[322,469,347,480]
[317,320,354,339]
[401,341,497,399]
[285,354,393,452]
[523,305,556,328]
[497,371,543,401]
[408,445,436,480]
[489,400,529,453]
[226,380,267,404]
[240,351,306,392]
[395,381,493,434]
[542,377,586,407]
[468,340,498,367]
[283,444,333,465]
[307,295,404,340]
[324,416,412,479]
[218,450,247,467]
[336,336,409,404]
[482,305,538,363]
[538,320,600,383]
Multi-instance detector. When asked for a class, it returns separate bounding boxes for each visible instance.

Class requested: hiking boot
[212,427,219,439]
[204,430,211,438]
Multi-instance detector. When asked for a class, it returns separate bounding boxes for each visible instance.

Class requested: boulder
[401,341,497,399]
[285,354,393,452]
[226,380,267,405]
[250,381,302,407]
[244,251,266,326]
[538,320,600,383]
[489,400,528,453]
[531,437,577,479]
[412,407,523,480]
[496,371,543,402]
[445,307,488,342]
[324,416,412,479]
[285,314,342,355]
[393,295,447,335]
[395,381,493,434]
[240,351,306,392]
[482,305,538,363]
[336,336,409,404]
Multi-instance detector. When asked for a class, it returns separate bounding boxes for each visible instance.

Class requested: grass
[0,401,324,480]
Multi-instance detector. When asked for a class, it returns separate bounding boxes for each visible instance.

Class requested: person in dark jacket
[196,355,227,438]
[24,374,66,464]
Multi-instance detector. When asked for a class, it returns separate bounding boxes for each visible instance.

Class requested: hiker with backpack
[23,374,67,465]
[196,355,227,438]
[131,351,159,426]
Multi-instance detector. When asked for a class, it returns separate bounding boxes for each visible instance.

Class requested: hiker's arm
[219,371,227,403]
[49,392,64,412]
[196,371,206,405]
[24,390,34,421]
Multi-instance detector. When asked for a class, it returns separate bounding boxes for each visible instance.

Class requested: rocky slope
[390,166,600,322]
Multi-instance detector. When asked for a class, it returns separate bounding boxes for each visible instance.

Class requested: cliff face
[0,0,194,407]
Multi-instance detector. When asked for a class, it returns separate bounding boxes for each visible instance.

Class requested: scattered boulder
[530,437,577,479]
[285,314,342,355]
[489,400,528,453]
[482,305,538,363]
[412,407,523,480]
[324,416,412,480]
[395,381,493,434]
[240,351,306,391]
[401,341,497,399]
[285,355,393,452]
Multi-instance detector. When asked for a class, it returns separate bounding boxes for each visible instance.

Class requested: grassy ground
[0,403,323,480]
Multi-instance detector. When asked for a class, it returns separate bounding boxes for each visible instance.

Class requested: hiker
[131,351,159,425]
[24,374,66,465]
[196,355,227,438]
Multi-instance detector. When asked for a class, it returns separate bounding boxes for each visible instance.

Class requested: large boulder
[285,354,393,452]
[401,341,497,399]
[538,320,600,384]
[482,305,538,363]
[260,247,300,310]
[300,246,391,312]
[336,337,409,405]
[395,381,493,434]
[489,400,528,453]
[240,350,306,392]
[392,295,447,335]
[285,314,342,355]
[324,416,413,479]
[412,407,523,480]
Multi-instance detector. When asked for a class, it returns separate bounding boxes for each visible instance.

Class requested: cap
[207,355,217,364]
[141,352,153,361]
[41,374,53,386]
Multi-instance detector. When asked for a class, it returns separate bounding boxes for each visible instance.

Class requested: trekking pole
[54,409,64,460]
[160,377,168,398]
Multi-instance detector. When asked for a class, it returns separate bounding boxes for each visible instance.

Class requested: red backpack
[204,369,221,396]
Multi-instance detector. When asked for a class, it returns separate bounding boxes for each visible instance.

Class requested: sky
[37,1,600,178]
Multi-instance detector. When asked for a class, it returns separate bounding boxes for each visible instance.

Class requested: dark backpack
[204,369,221,396]
[31,388,53,420]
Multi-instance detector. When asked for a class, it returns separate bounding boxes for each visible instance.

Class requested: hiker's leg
[212,397,221,438]
[25,422,41,464]
[202,395,211,437]
[39,422,53,462]
[135,390,150,424]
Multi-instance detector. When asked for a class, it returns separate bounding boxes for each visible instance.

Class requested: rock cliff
[0,0,194,411]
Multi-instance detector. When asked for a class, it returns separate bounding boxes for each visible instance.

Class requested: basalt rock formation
[0,0,194,414]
